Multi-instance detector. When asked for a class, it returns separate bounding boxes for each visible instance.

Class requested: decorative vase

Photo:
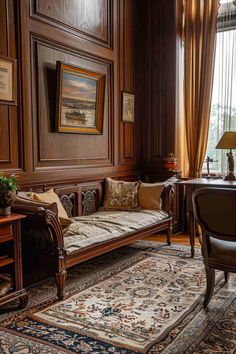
[0,190,17,216]
[161,153,178,171]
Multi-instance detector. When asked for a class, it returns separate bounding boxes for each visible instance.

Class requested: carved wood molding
[31,36,114,168]
[59,193,75,218]
[82,190,98,215]
[118,0,135,165]
[30,0,113,48]
[0,0,22,171]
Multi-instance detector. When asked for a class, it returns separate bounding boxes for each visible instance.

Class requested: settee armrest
[13,197,67,300]
[12,201,64,251]
[13,196,58,215]
[12,203,46,214]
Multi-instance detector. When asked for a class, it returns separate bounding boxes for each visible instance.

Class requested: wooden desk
[178,178,236,257]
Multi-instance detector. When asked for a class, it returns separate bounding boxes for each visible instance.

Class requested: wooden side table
[0,214,28,309]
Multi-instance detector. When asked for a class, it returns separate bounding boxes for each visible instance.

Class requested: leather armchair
[192,187,236,308]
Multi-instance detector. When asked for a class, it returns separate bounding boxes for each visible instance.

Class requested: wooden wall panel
[135,0,178,178]
[0,1,8,54]
[0,0,21,171]
[0,112,10,163]
[0,0,137,187]
[1,0,180,187]
[119,0,135,165]
[0,108,20,166]
[31,0,112,48]
[149,0,176,162]
[32,38,112,168]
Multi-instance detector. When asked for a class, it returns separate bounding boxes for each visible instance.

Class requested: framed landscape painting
[56,62,105,134]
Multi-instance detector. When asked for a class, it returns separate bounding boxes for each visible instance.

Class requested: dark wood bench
[12,176,174,300]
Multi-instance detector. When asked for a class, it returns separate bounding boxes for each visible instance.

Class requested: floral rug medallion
[0,242,235,353]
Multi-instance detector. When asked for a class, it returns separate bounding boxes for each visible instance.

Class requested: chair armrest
[38,209,64,251]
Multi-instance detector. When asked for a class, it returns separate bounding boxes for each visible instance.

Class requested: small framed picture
[56,61,105,134]
[122,91,135,123]
[0,56,17,105]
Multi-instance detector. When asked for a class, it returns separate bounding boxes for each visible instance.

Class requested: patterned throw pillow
[138,182,164,210]
[103,178,140,211]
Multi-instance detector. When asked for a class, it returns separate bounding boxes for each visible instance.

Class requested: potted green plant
[0,175,18,216]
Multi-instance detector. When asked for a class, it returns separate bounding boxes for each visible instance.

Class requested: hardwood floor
[143,233,201,247]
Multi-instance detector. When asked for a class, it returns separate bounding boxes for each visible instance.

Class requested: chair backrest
[192,187,236,242]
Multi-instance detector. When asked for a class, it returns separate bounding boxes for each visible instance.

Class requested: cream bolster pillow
[138,182,164,210]
[33,189,72,227]
[15,195,59,215]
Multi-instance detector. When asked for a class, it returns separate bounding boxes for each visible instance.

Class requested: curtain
[205,1,236,175]
[184,0,219,178]
[175,0,189,177]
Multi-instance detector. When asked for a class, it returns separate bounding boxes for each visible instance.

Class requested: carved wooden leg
[189,212,195,258]
[167,222,172,246]
[224,271,229,283]
[55,270,67,300]
[204,266,215,308]
[19,294,28,309]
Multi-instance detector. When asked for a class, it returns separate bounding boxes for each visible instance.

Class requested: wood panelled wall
[0,0,21,171]
[0,0,138,188]
[135,0,179,180]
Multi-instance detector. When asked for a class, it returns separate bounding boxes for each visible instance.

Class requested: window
[204,1,236,175]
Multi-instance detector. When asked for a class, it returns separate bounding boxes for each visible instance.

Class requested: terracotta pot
[161,159,178,171]
[0,190,17,216]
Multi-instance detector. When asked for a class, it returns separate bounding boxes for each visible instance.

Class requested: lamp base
[224,150,236,181]
[223,173,236,181]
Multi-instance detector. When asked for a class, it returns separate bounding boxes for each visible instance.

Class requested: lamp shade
[216,131,236,149]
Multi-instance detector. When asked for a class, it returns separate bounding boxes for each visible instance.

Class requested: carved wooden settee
[12,176,174,300]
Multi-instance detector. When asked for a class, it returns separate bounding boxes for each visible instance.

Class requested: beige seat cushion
[33,189,72,227]
[208,237,236,267]
[103,178,140,211]
[139,182,164,210]
[63,209,169,255]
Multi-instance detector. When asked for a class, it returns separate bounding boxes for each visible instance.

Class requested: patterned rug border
[29,314,142,353]
[164,283,236,354]
[150,277,236,353]
[0,326,70,354]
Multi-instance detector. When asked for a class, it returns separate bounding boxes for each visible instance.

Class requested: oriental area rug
[0,242,235,353]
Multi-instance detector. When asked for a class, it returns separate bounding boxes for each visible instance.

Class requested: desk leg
[189,212,195,257]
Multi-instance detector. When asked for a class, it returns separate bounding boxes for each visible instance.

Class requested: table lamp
[216,131,236,181]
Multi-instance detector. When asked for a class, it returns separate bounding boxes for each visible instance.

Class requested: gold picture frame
[0,56,17,105]
[122,91,135,123]
[56,62,105,134]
